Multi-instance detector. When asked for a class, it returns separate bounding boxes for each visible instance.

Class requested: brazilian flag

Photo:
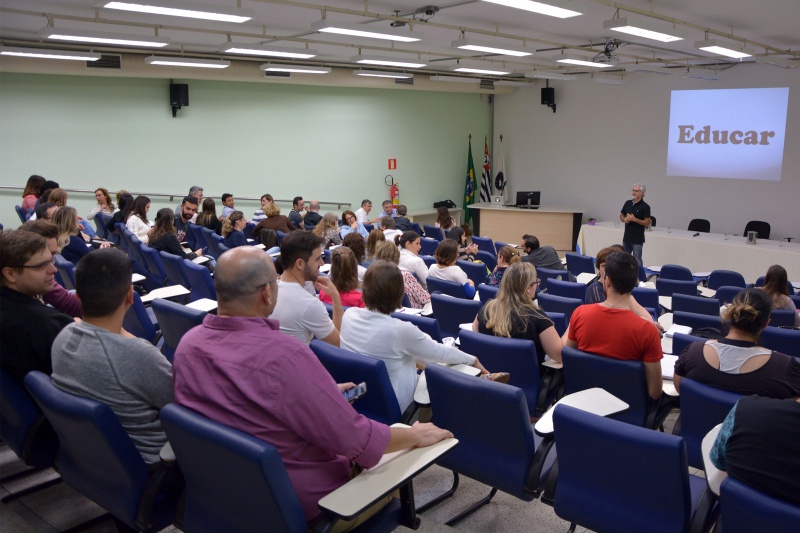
[463,137,476,224]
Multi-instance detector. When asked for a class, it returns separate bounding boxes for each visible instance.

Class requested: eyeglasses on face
[12,257,57,271]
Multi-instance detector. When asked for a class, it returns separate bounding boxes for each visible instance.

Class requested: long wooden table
[467,203,584,251]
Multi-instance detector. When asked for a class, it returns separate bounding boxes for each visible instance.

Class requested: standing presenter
[619,183,651,267]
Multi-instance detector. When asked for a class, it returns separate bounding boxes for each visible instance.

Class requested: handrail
[0,185,351,210]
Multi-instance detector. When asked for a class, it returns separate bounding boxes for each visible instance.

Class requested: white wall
[494,63,800,240]
[0,73,491,228]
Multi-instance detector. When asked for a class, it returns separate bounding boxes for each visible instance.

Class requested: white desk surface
[468,203,585,214]
[186,298,217,312]
[659,296,673,311]
[534,388,629,436]
[318,424,458,519]
[140,284,190,303]
[413,364,481,405]
[131,273,146,283]
[659,312,674,330]
[661,354,678,379]
[702,424,727,496]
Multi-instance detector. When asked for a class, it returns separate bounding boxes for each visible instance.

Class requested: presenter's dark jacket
[620,199,650,245]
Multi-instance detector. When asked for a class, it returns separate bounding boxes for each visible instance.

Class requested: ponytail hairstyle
[497,245,520,266]
[721,288,772,335]
[221,210,244,237]
[398,230,420,251]
[330,246,359,293]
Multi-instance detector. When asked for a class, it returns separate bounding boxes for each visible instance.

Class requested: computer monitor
[515,191,541,208]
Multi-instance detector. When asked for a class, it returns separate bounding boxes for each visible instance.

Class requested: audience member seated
[486,245,519,286]
[106,193,134,234]
[250,193,274,224]
[312,212,343,249]
[340,209,369,239]
[520,233,567,273]
[379,216,402,243]
[197,198,223,235]
[761,264,799,326]
[474,262,562,366]
[221,211,248,249]
[125,195,152,244]
[220,193,235,219]
[341,260,488,410]
[288,196,307,229]
[21,175,46,218]
[86,187,115,221]
[0,230,74,383]
[380,200,397,218]
[354,198,378,225]
[447,226,478,262]
[434,206,457,234]
[18,220,82,317]
[149,208,203,261]
[272,230,342,346]
[45,187,99,239]
[51,248,173,464]
[175,186,203,223]
[172,246,454,527]
[398,231,428,290]
[363,229,385,268]
[174,196,199,244]
[253,202,295,236]
[374,241,430,309]
[428,239,475,298]
[393,204,411,232]
[711,396,800,507]
[256,228,281,255]
[319,247,364,308]
[34,202,58,223]
[28,180,60,219]
[564,251,663,400]
[673,288,800,398]
[304,199,323,227]
[342,233,367,284]
[53,206,95,264]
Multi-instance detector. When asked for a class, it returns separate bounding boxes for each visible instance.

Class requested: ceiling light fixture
[354,70,414,79]
[260,63,331,74]
[683,67,720,81]
[352,55,426,68]
[41,28,170,48]
[429,75,482,84]
[311,20,421,42]
[554,54,612,68]
[452,66,511,75]
[144,56,230,68]
[481,0,584,19]
[624,64,675,76]
[101,1,253,23]
[754,55,798,69]
[592,74,624,85]
[0,46,101,61]
[695,38,754,59]
[603,16,685,43]
[221,44,317,59]
[524,70,577,80]
[452,38,533,57]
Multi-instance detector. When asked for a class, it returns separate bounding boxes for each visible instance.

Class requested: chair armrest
[159,442,176,464]
[702,424,727,496]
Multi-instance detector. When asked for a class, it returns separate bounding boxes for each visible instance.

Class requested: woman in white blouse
[125,195,152,243]
[398,231,428,290]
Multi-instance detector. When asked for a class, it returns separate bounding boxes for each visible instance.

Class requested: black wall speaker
[170,83,189,107]
[541,87,555,106]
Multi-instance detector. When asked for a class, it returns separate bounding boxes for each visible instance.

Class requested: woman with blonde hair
[313,212,343,248]
[761,265,799,326]
[253,202,295,235]
[319,246,365,308]
[473,261,563,366]
[48,188,68,207]
[374,241,430,309]
[52,206,92,264]
[363,229,386,267]
[221,210,248,248]
[486,245,520,286]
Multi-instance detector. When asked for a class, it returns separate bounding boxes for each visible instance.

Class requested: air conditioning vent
[264,71,291,78]
[86,54,121,69]
[394,77,414,85]
[479,79,495,90]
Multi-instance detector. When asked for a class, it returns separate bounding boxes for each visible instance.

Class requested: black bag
[433,199,457,209]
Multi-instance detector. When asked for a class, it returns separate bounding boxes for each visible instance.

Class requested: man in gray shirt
[520,234,568,273]
[50,248,173,464]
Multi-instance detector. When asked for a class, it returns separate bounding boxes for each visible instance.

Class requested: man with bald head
[173,247,453,528]
[304,199,323,228]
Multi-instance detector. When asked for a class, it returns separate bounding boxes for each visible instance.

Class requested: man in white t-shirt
[271,231,343,346]
[354,199,379,224]
[379,216,403,243]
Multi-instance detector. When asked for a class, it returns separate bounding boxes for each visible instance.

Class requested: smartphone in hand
[343,382,367,402]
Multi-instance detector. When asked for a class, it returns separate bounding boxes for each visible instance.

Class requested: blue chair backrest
[769,309,796,328]
[0,368,57,468]
[714,285,744,305]
[420,255,436,269]
[151,298,207,362]
[493,241,509,255]
[419,237,439,256]
[427,277,467,299]
[139,244,168,286]
[423,225,443,241]
[671,332,709,356]
[159,251,190,287]
[475,250,497,272]
[656,278,698,298]
[759,326,800,358]
[188,224,207,251]
[660,264,694,281]
[631,287,659,312]
[122,292,160,345]
[536,293,582,323]
[15,204,27,223]
[362,223,374,233]
[545,312,567,337]
[678,378,742,470]
[471,236,495,255]
[309,340,402,426]
[426,365,540,500]
[477,283,499,303]
[561,346,650,427]
[456,260,488,288]
[430,293,481,339]
[53,254,76,291]
[390,312,443,343]
[182,259,217,302]
[708,270,746,290]
[537,267,569,292]
[409,222,423,236]
[202,228,225,259]
[719,477,800,533]
[160,403,307,533]
[673,311,723,331]
[97,213,118,245]
[242,222,256,240]
[547,279,588,303]
[94,215,109,240]
[671,294,721,316]
[565,253,594,278]
[459,330,541,416]
[552,405,694,533]
[128,233,149,269]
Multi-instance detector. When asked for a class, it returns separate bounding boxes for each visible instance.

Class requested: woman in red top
[319,246,365,308]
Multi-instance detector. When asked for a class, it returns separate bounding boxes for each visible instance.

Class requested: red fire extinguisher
[386,175,399,207]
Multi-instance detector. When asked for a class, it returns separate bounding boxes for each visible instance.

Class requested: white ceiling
[1,0,798,80]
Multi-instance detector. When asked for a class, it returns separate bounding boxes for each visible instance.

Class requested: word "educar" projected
[667,88,789,181]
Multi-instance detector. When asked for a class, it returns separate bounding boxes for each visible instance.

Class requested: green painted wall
[0,73,491,228]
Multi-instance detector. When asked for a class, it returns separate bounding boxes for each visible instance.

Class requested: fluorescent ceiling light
[603,16,685,43]
[430,75,482,84]
[352,55,426,68]
[525,70,577,80]
[41,28,169,47]
[495,80,532,87]
[452,38,533,57]
[221,44,317,59]
[683,67,719,81]
[145,56,229,68]
[260,63,331,74]
[754,55,798,69]
[481,0,584,19]
[0,46,101,61]
[695,38,754,59]
[554,54,612,68]
[625,64,675,76]
[101,1,253,23]
[452,66,511,75]
[354,70,413,79]
[311,20,421,42]
[593,75,624,85]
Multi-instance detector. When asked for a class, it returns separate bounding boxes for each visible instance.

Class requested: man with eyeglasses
[0,230,74,384]
[619,183,651,267]
[355,199,379,225]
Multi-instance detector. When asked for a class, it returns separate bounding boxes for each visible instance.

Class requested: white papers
[576,272,596,285]
[661,354,678,378]
[193,256,210,265]
[319,264,332,274]
[186,298,217,312]
[140,285,189,303]
[665,324,692,338]
[131,273,146,283]
[697,286,717,298]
